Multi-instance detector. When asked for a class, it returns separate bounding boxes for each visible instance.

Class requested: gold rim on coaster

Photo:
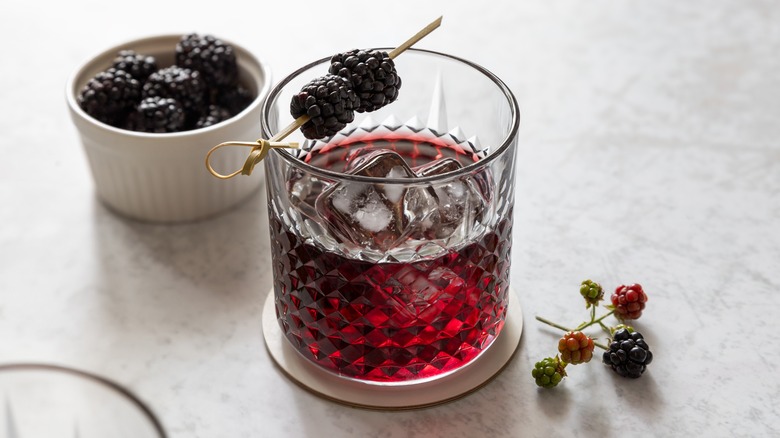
[205,16,443,180]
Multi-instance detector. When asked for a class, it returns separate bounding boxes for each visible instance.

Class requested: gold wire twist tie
[205,15,443,180]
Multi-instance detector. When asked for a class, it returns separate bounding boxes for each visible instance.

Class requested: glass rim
[0,362,167,437]
[261,48,520,184]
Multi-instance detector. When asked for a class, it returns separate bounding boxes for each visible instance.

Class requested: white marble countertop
[1,1,778,436]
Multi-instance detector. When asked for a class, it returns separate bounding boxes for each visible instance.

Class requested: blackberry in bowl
[67,34,272,222]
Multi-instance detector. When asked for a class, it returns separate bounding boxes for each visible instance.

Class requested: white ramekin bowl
[67,34,271,222]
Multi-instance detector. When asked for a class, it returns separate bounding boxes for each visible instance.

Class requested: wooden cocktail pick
[206,16,443,179]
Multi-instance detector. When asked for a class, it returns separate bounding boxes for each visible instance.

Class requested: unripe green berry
[532,356,567,388]
[580,279,604,308]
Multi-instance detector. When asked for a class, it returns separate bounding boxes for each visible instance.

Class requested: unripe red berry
[611,284,648,320]
[557,331,595,364]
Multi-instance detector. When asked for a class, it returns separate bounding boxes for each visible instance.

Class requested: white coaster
[262,288,523,409]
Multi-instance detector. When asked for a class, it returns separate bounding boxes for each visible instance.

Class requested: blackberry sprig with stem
[532,280,653,386]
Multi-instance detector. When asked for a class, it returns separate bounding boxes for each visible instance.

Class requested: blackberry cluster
[142,66,207,120]
[196,105,232,129]
[290,74,359,139]
[77,68,141,125]
[112,50,157,81]
[218,85,253,115]
[77,33,255,133]
[329,49,401,112]
[129,97,185,133]
[176,34,238,89]
[602,328,653,378]
[289,49,402,140]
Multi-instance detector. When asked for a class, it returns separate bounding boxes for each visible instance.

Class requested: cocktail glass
[261,48,519,384]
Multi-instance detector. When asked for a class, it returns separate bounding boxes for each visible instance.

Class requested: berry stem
[577,310,615,330]
[575,305,598,330]
[534,316,573,333]
[535,315,609,350]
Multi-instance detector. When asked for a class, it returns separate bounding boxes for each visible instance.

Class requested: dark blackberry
[142,66,207,125]
[217,85,254,115]
[128,97,185,133]
[111,50,157,81]
[329,49,401,112]
[175,33,238,89]
[290,74,359,139]
[602,328,653,378]
[77,68,141,126]
[195,105,232,129]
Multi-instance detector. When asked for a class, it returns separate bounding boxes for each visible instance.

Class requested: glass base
[262,287,523,409]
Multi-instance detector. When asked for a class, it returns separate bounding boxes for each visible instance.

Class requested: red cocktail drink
[262,49,519,383]
[270,134,512,382]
